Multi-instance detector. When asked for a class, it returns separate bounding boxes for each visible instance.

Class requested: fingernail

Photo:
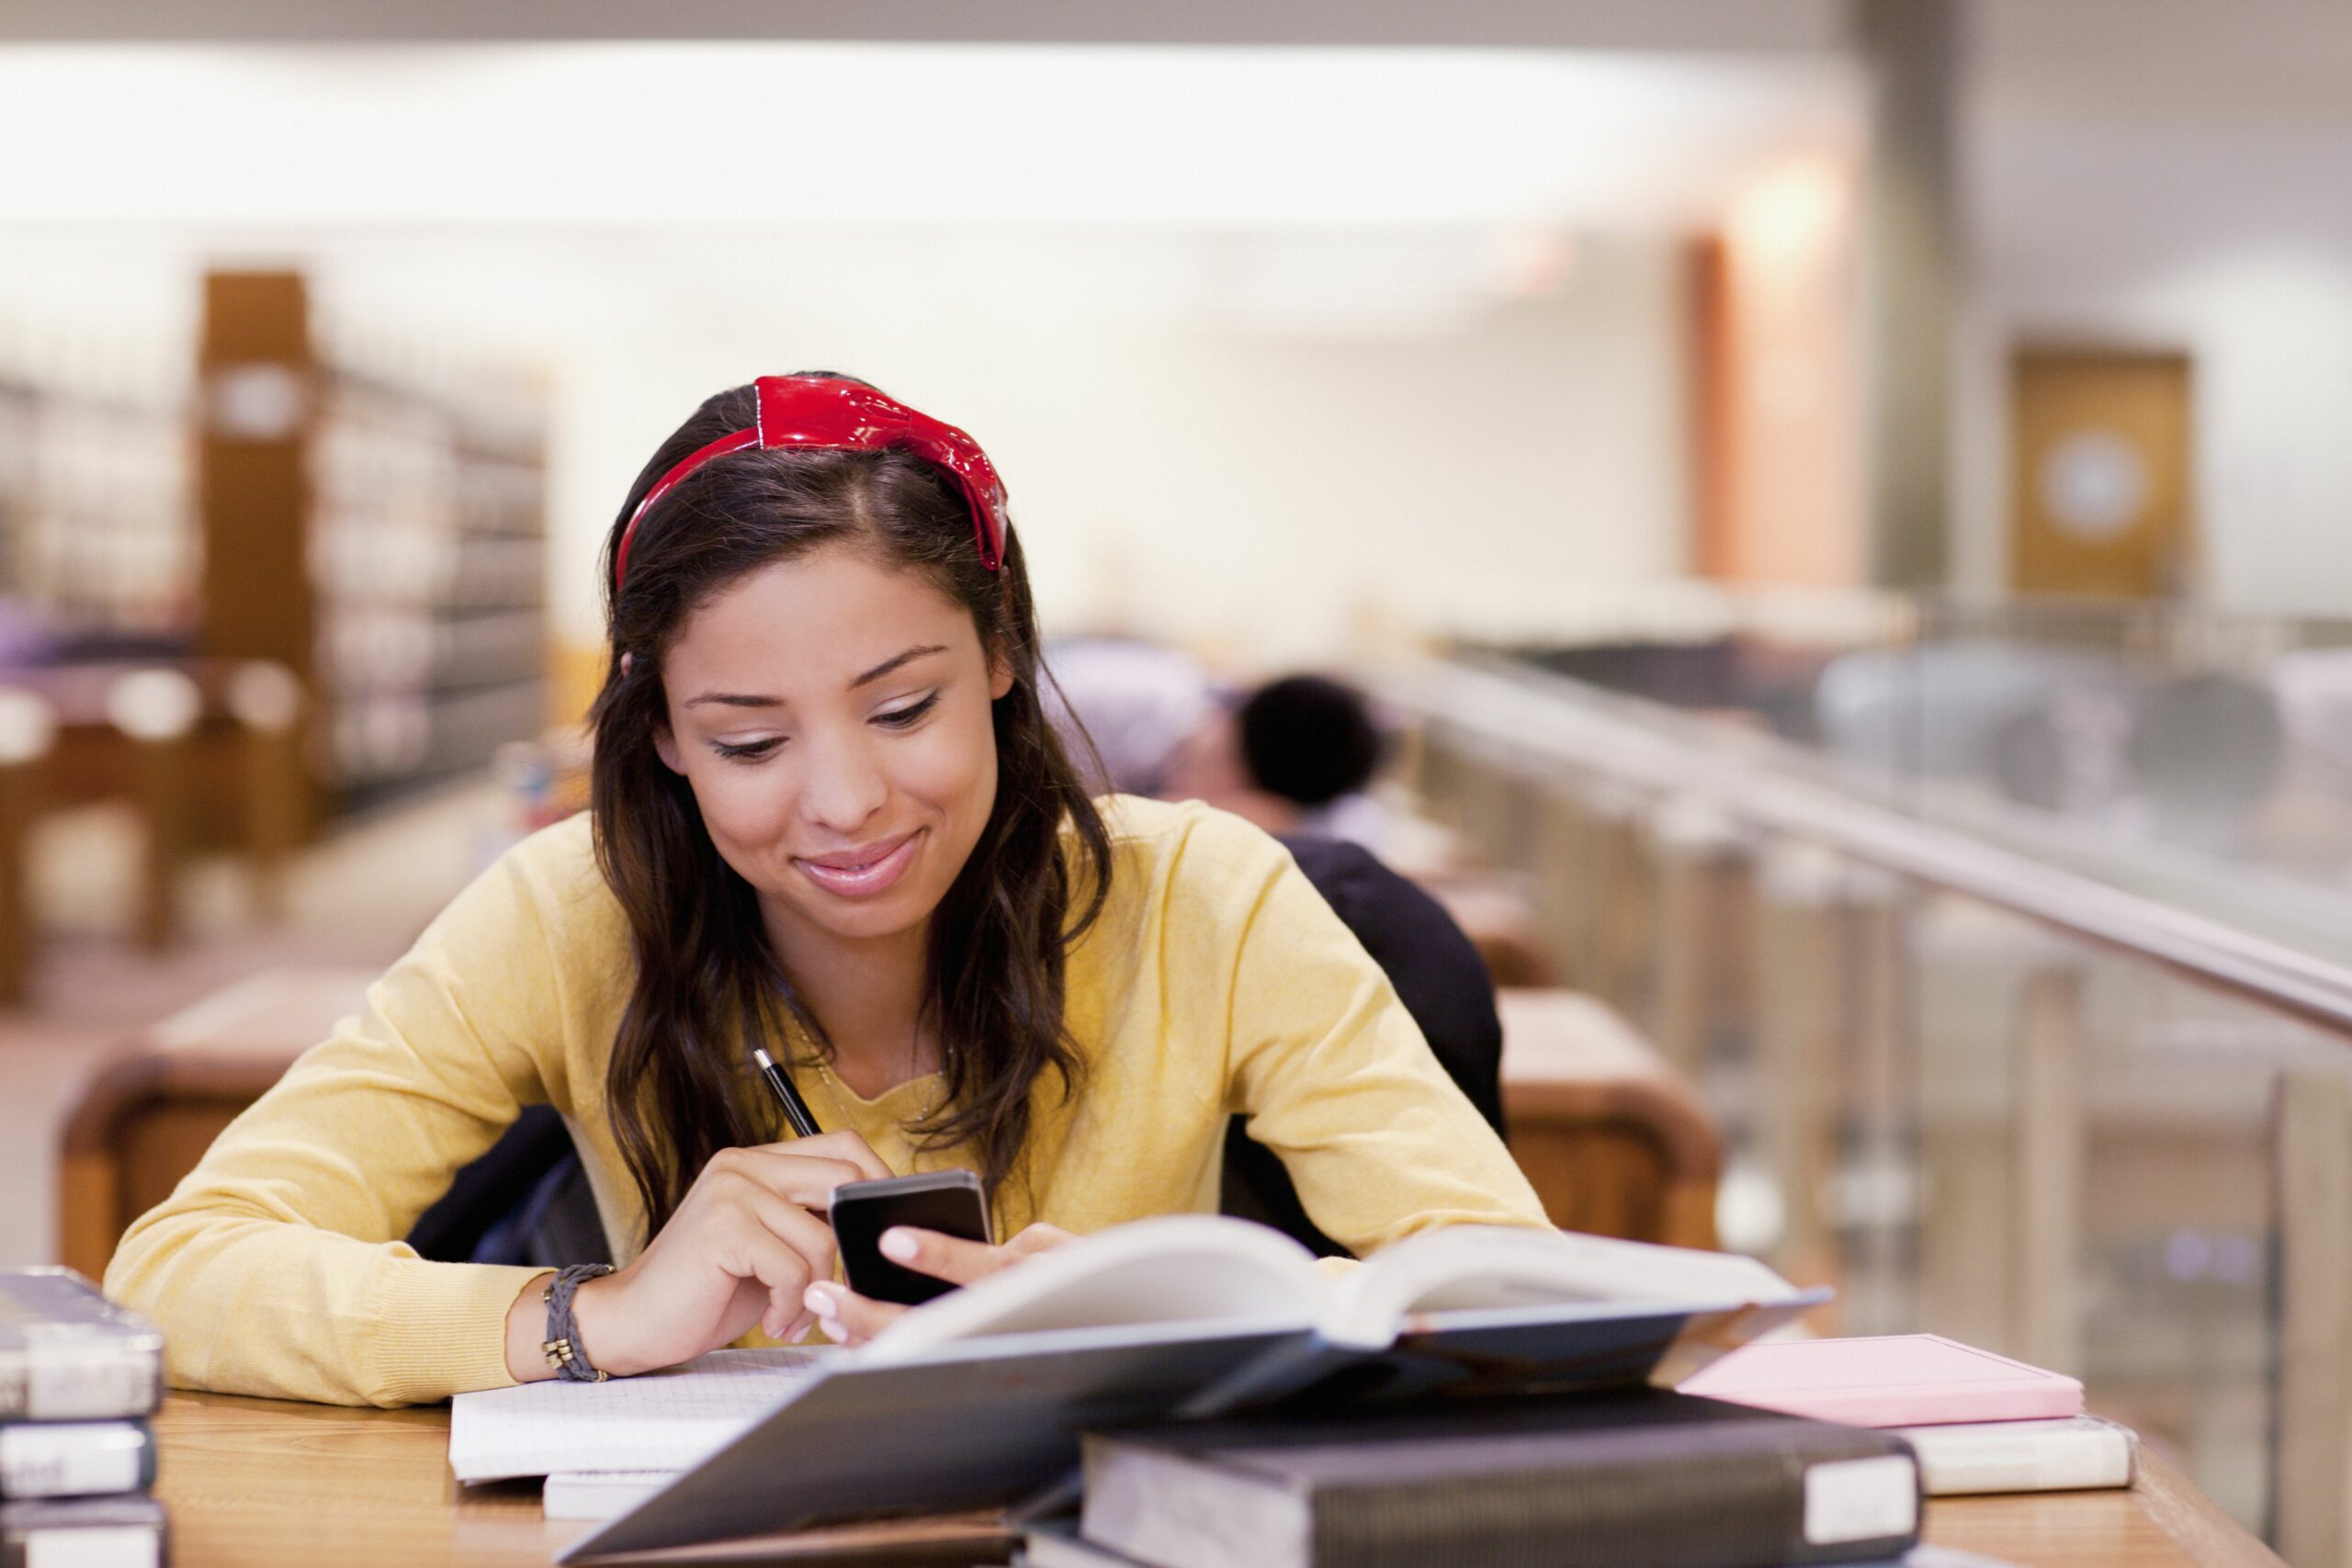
[782,1312,813,1343]
[816,1315,846,1343]
[879,1228,918,1262]
[804,1282,839,1314]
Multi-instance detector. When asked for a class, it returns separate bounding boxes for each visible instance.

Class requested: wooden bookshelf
[197,269,548,814]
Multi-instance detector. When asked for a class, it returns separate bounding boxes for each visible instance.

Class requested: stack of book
[1,1269,169,1568]
[546,1216,1888,1564]
[1021,1389,1933,1568]
[1679,1334,2136,1497]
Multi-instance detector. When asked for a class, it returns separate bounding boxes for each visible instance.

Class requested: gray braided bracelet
[540,1263,616,1382]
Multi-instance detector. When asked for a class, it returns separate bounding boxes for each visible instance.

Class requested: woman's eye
[711,737,785,762]
[876,694,942,729]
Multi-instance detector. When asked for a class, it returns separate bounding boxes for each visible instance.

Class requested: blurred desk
[58,967,379,1281]
[150,1390,2278,1568]
[1498,987,1720,1250]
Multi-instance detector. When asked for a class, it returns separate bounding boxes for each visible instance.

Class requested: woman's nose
[797,737,889,835]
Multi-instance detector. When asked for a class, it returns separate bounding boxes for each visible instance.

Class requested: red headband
[614,375,1009,589]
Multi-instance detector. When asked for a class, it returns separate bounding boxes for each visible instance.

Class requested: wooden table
[150,1392,2283,1568]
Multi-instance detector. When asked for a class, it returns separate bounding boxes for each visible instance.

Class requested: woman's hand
[502,1130,892,1382]
[798,1222,1078,1348]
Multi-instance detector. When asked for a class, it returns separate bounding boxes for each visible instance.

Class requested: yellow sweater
[106,796,1547,1407]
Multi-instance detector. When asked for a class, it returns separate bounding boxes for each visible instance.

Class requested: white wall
[485,230,1695,665]
[1961,0,2352,615]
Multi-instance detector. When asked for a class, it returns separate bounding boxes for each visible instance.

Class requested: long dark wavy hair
[589,378,1114,1239]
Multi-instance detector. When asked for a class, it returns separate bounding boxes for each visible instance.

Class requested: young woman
[106,374,1548,1407]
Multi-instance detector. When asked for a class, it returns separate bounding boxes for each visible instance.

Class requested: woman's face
[653,545,1013,961]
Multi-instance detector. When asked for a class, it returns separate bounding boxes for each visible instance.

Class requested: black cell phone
[828,1169,992,1306]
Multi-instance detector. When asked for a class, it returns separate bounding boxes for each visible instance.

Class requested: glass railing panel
[1398,652,2352,1548]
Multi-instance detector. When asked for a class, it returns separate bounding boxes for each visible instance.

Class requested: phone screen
[829,1170,991,1306]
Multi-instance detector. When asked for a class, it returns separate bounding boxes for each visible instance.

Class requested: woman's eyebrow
[849,645,949,689]
[681,645,949,710]
[683,692,779,709]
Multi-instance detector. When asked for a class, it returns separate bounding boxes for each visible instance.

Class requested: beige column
[1857,0,1961,589]
[1755,841,1853,1303]
[2007,963,2085,1373]
[1649,798,1751,1077]
[2276,1066,2352,1568]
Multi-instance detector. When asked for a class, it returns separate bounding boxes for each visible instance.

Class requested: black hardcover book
[1,1495,167,1568]
[1080,1390,1922,1568]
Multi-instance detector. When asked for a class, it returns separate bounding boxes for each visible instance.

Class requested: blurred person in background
[1165,673,1391,849]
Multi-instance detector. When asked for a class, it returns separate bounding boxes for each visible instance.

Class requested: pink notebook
[1677,1335,2084,1427]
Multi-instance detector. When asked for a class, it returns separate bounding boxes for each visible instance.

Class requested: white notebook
[448,1347,833,1485]
[542,1470,676,1521]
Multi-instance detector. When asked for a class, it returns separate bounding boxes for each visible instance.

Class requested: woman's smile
[794,828,925,899]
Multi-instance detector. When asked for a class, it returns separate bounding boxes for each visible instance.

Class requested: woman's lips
[794,829,922,898]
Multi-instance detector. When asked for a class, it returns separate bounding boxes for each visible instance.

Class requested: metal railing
[1385,651,2352,1562]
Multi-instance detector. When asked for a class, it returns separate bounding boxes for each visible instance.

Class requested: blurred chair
[1498,987,1719,1250]
[58,968,377,1281]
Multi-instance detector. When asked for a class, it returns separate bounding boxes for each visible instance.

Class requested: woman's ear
[989,649,1016,702]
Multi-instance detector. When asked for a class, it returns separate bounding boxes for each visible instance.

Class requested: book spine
[0,1422,155,1499]
[1910,1425,2134,1495]
[1311,1447,1919,1568]
[0,1347,163,1422]
[0,1497,166,1568]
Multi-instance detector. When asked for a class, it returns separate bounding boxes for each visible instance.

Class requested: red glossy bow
[614,375,1009,589]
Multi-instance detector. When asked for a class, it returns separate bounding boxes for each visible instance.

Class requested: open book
[560,1215,1823,1562]
[859,1215,1800,1369]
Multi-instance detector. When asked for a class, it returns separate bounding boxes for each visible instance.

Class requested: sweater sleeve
[103,826,599,1407]
[1188,813,1551,1257]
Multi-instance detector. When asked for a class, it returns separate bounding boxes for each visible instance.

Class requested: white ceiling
[0,43,1859,231]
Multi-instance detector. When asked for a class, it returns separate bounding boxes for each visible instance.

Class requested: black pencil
[751,1045,822,1138]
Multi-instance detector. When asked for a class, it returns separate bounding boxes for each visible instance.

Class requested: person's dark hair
[1236,674,1385,809]
[589,377,1113,1237]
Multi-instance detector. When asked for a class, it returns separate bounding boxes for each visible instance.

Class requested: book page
[1333,1226,1800,1343]
[448,1347,832,1484]
[855,1214,1330,1366]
